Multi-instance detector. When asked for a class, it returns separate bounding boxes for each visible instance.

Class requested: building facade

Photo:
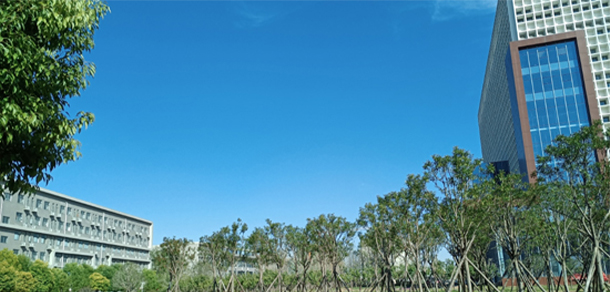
[0,187,153,268]
[479,0,608,182]
[478,0,610,278]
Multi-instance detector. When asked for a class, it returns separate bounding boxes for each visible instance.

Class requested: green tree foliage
[423,147,496,292]
[113,263,144,292]
[0,263,16,292]
[143,269,165,292]
[29,260,54,292]
[89,272,110,291]
[285,224,316,292]
[537,121,610,292]
[50,268,68,292]
[152,237,196,292]
[63,263,94,291]
[307,214,356,292]
[0,249,20,269]
[14,271,37,292]
[94,264,120,284]
[0,0,109,194]
[358,194,400,292]
[246,227,273,292]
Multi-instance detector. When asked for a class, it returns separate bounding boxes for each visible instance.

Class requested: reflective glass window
[519,40,590,162]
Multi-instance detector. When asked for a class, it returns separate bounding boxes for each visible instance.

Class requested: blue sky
[47,0,497,247]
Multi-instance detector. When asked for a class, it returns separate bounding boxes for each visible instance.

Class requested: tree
[0,0,109,194]
[264,219,288,292]
[50,268,69,292]
[30,260,54,292]
[246,227,273,292]
[0,262,16,292]
[14,271,37,292]
[423,147,497,292]
[143,269,165,292]
[536,122,610,292]
[307,214,356,292]
[200,231,228,292]
[488,173,544,292]
[113,263,144,292]
[89,272,110,291]
[152,237,196,292]
[285,225,316,292]
[63,263,94,291]
[358,194,400,292]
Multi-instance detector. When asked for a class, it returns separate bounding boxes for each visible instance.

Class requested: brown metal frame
[508,30,600,182]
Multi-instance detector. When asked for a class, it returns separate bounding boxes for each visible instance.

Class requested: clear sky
[47,0,497,247]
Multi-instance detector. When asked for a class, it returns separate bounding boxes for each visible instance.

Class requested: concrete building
[479,0,607,182]
[0,187,153,268]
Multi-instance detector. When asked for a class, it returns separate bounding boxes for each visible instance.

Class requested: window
[60,205,64,214]
[39,252,45,260]
[17,195,24,204]
[67,207,72,216]
[33,235,38,243]
[16,212,22,223]
[43,201,49,210]
[593,57,599,62]
[36,199,41,208]
[0,236,6,243]
[81,211,85,218]
[41,236,46,244]
[67,223,71,231]
[2,216,8,224]
[86,212,90,220]
[602,100,608,106]
[4,194,11,201]
[604,116,610,123]
[12,249,18,255]
[596,75,602,80]
[14,232,19,240]
[603,55,608,61]
[43,218,48,227]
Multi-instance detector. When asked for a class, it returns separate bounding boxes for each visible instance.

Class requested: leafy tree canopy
[0,0,109,194]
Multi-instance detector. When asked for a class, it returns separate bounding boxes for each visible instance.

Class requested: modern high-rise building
[479,0,608,182]
[0,187,153,268]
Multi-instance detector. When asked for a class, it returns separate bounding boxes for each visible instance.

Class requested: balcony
[47,245,53,251]
[24,206,31,212]
[32,208,38,214]
[28,243,35,249]
[20,242,26,247]
[71,217,77,222]
[49,212,55,218]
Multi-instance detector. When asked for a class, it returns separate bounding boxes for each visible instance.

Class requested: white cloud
[431,0,497,21]
[231,1,305,29]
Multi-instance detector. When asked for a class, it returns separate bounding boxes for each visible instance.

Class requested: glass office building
[479,0,604,281]
[515,40,591,168]
[479,0,602,182]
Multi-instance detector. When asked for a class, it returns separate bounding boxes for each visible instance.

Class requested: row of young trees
[153,123,610,292]
[0,249,166,292]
